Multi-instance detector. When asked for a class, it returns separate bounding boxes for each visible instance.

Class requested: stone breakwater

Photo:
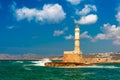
[45,62,93,67]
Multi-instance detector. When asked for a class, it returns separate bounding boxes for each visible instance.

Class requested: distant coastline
[0,52,120,61]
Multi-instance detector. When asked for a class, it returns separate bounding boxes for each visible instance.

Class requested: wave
[76,65,120,69]
[31,58,52,66]
[56,65,120,68]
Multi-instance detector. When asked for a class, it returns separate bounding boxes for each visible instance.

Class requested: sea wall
[63,53,82,63]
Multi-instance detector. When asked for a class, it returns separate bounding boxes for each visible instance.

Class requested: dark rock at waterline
[45,62,93,67]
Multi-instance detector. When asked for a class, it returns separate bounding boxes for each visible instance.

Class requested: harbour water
[0,60,120,80]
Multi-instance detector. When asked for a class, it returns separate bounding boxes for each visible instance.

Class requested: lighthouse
[74,24,82,54]
[63,24,82,62]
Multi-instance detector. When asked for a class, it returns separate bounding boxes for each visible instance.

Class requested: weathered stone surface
[63,53,82,63]
[63,24,83,63]
[45,62,93,67]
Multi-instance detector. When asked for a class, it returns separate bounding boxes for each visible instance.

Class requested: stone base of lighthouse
[63,51,83,63]
[45,50,95,67]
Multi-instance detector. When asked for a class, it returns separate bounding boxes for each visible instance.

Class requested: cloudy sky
[0,0,120,56]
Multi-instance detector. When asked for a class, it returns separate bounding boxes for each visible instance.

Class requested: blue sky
[0,0,120,56]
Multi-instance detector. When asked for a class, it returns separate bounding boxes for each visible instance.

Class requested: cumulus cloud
[81,31,92,39]
[80,23,120,45]
[93,33,106,41]
[53,30,64,36]
[75,4,98,25]
[64,31,92,40]
[88,23,120,45]
[64,34,74,40]
[75,14,98,24]
[67,0,82,5]
[93,23,120,41]
[76,4,97,16]
[115,11,120,23]
[53,27,68,36]
[15,4,66,24]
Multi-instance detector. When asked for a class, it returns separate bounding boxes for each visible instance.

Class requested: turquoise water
[0,60,120,80]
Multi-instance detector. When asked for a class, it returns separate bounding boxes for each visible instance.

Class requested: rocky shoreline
[45,62,93,67]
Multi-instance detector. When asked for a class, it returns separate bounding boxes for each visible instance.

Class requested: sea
[0,59,120,80]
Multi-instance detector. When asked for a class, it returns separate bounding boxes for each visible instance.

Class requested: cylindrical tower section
[74,24,80,52]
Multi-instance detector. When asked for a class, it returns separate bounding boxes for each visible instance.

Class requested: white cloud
[15,4,66,23]
[16,7,36,21]
[115,11,120,23]
[75,14,98,24]
[53,27,68,36]
[75,4,97,25]
[81,31,92,39]
[93,24,119,40]
[93,34,106,41]
[115,6,120,23]
[67,0,82,5]
[92,23,120,45]
[80,23,120,45]
[76,4,97,16]
[65,34,74,40]
[53,30,64,36]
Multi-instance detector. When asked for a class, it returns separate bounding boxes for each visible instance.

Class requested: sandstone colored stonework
[63,53,82,63]
[45,62,93,67]
[63,24,83,63]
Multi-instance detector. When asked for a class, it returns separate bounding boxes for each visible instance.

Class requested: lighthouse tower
[74,24,82,54]
[63,24,83,63]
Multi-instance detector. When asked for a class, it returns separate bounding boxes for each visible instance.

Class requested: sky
[0,0,120,56]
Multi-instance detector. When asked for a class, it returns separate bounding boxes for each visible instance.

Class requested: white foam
[31,58,52,66]
[56,65,120,68]
[78,65,120,68]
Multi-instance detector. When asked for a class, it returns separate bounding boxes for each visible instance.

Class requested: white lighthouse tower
[74,24,82,54]
[63,24,83,63]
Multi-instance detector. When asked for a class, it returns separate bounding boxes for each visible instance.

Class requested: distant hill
[0,53,42,60]
[0,52,120,60]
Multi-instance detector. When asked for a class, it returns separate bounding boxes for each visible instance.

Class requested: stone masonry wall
[63,53,82,63]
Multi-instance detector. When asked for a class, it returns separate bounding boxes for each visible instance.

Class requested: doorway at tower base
[63,51,83,63]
